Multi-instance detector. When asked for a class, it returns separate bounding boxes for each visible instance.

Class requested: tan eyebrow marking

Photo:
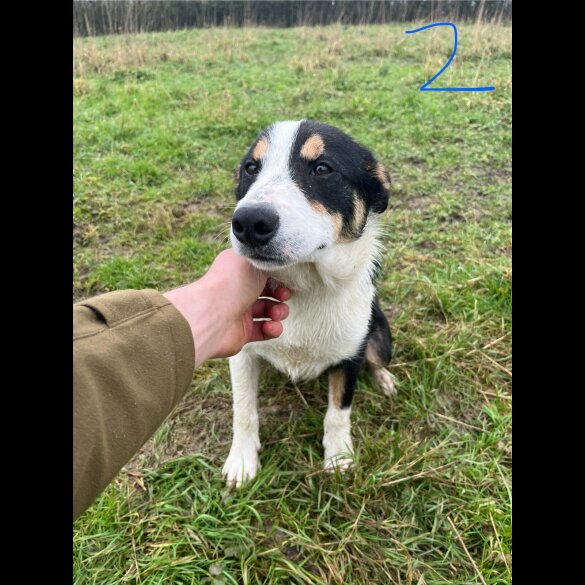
[300,134,325,160]
[252,137,269,160]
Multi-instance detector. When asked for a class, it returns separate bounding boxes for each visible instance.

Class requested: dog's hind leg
[223,350,261,488]
[323,354,363,471]
[366,300,397,396]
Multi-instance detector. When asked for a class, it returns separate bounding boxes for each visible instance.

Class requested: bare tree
[73,1,512,38]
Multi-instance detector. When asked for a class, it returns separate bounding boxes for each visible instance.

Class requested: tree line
[73,1,511,37]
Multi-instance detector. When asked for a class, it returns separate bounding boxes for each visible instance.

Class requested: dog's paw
[323,452,353,472]
[222,443,259,488]
[374,368,397,397]
[323,433,354,473]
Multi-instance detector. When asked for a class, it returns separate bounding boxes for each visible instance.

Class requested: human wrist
[163,275,223,368]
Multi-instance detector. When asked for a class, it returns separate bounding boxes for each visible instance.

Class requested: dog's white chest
[248,283,374,381]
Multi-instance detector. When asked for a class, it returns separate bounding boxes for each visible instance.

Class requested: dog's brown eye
[245,162,260,175]
[313,163,332,176]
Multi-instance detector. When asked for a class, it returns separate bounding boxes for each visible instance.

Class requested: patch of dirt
[438,212,465,223]
[417,239,438,250]
[261,521,320,576]
[171,194,232,222]
[437,203,485,223]
[129,196,232,240]
[73,224,83,243]
[469,163,512,183]
[402,417,437,442]
[404,156,425,168]
[72,287,88,303]
[406,196,430,210]
[73,222,110,247]
[437,162,511,190]
[124,389,233,472]
[123,366,324,475]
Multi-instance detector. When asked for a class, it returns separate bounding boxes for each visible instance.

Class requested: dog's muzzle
[232,205,280,248]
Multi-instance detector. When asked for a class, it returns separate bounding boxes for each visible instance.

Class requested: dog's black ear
[365,160,391,213]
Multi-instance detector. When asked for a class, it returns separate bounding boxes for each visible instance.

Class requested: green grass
[74,23,511,585]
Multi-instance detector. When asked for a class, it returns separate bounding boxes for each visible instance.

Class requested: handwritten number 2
[405,22,495,92]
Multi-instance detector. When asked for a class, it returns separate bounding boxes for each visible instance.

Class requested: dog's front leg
[323,356,362,471]
[222,350,261,487]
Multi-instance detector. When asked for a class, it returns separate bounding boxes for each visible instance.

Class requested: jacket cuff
[78,289,196,394]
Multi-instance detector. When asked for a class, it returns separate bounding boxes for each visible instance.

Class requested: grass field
[73,22,512,585]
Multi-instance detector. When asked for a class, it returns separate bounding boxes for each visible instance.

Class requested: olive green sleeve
[73,289,195,519]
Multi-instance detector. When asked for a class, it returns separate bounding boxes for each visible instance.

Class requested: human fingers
[251,298,290,321]
[248,317,284,343]
[259,284,292,302]
[260,320,284,339]
[267,302,289,321]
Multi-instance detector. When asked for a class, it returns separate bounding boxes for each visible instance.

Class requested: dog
[222,120,395,487]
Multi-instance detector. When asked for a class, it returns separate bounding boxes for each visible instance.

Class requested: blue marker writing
[405,22,495,92]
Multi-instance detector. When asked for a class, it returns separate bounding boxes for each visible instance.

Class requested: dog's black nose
[232,206,280,247]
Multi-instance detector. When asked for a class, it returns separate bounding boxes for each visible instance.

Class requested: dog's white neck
[268,216,383,293]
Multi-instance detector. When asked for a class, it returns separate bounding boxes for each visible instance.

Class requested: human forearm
[73,289,195,519]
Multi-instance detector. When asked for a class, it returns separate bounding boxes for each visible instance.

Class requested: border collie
[223,120,395,487]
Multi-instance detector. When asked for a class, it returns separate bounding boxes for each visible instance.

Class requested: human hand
[163,249,291,367]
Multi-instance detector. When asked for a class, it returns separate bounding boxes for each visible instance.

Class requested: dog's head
[231,120,391,270]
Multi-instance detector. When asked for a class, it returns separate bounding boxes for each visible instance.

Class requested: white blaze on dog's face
[231,120,391,270]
